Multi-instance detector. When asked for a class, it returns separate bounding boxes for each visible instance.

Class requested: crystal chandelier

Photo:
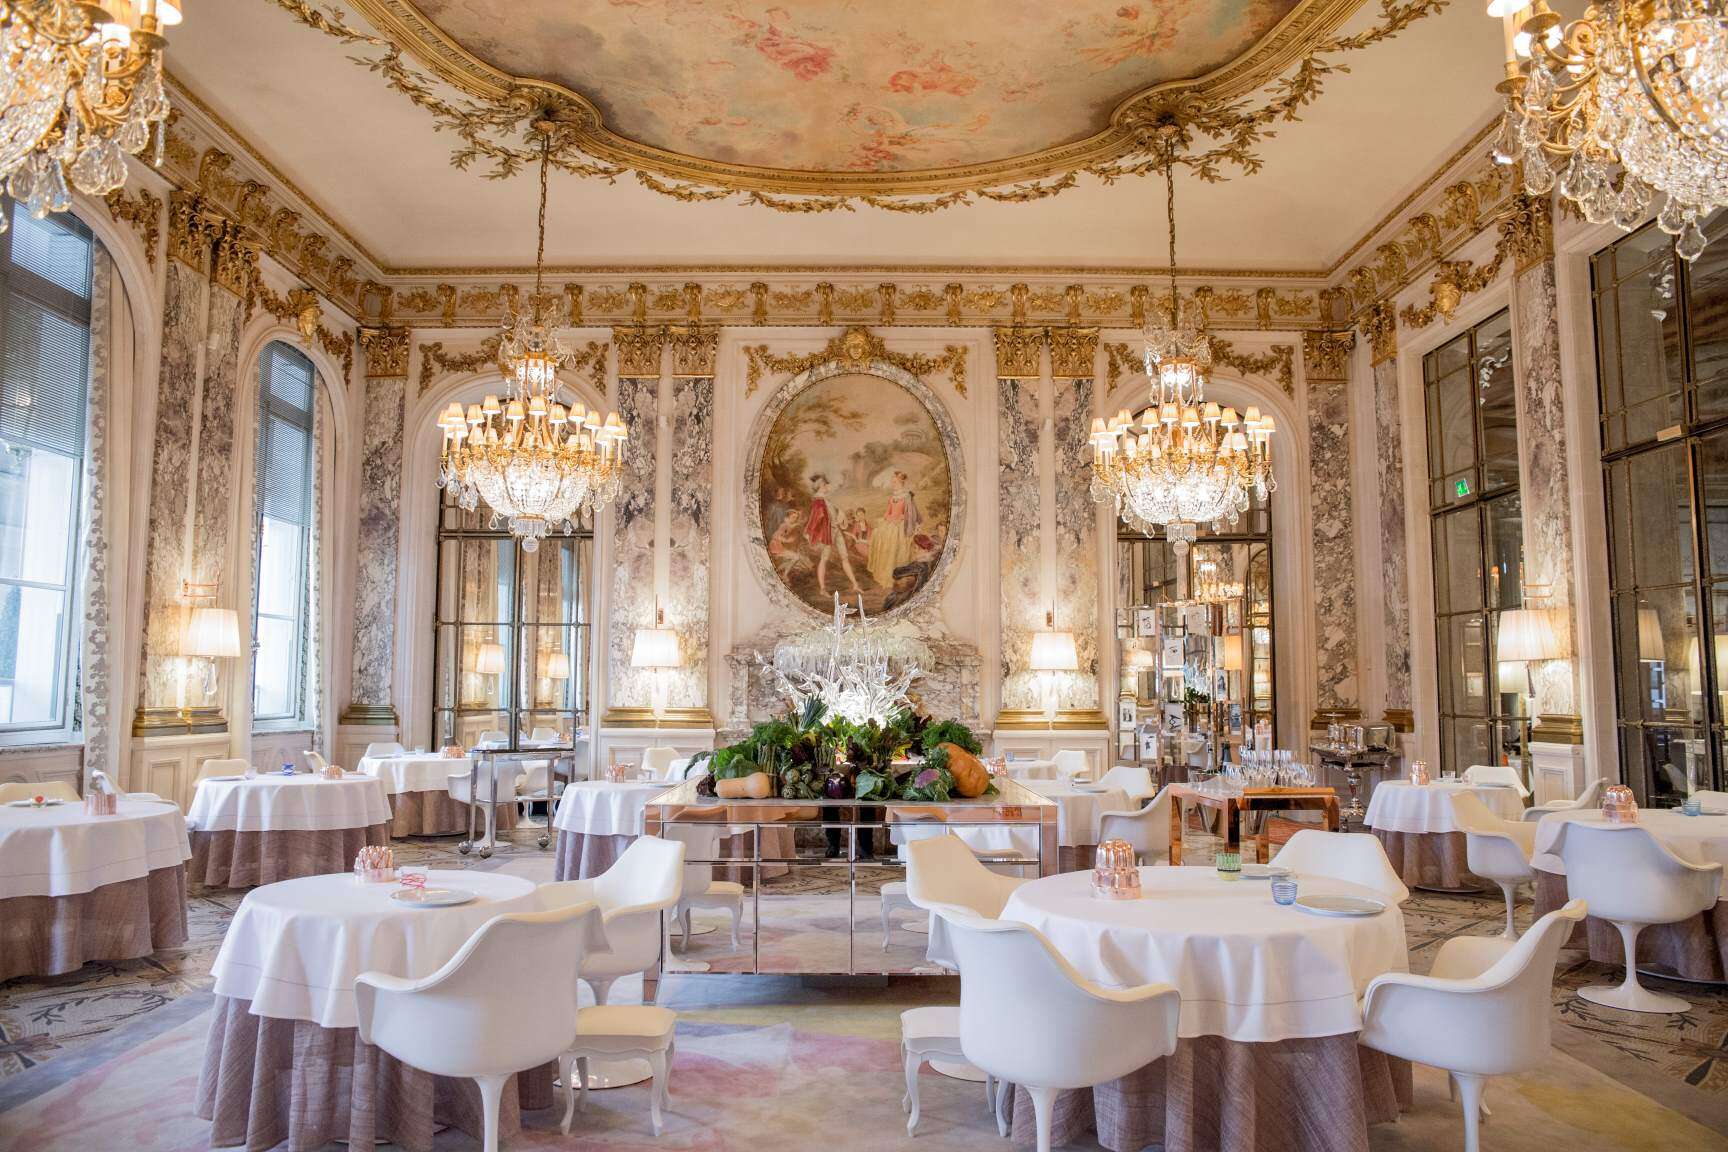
[437,122,627,552]
[0,1,181,224]
[1192,557,1245,604]
[1090,141,1275,556]
[1489,0,1728,260]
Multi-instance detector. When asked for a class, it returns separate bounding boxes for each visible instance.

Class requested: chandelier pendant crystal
[437,122,628,552]
[1488,0,1728,260]
[1090,137,1275,555]
[0,0,182,225]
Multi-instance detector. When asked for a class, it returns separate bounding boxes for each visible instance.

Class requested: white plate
[1240,864,1291,880]
[202,775,247,783]
[6,798,65,808]
[1294,894,1385,918]
[390,887,477,908]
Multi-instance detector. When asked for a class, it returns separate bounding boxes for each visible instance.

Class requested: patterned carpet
[0,825,1725,1150]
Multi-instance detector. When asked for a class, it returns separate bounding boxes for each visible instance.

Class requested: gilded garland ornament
[436,122,628,551]
[0,0,182,223]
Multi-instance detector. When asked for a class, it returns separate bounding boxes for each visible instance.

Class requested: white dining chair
[664,756,694,781]
[354,901,605,1152]
[940,910,1181,1152]
[1450,791,1539,939]
[0,780,79,804]
[1099,784,1177,865]
[1463,763,1530,800]
[670,825,744,952]
[87,770,164,802]
[447,759,526,854]
[1559,822,1722,1014]
[527,725,561,745]
[1095,764,1155,806]
[1521,778,1606,822]
[902,832,1028,966]
[900,1005,1000,1137]
[196,757,252,783]
[1361,900,1586,1152]
[640,747,679,779]
[1269,829,1411,905]
[363,741,405,760]
[475,728,508,750]
[1692,788,1728,810]
[1050,749,1091,782]
[300,750,327,773]
[559,1005,677,1136]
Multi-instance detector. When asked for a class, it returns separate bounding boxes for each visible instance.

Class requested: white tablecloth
[0,799,190,898]
[356,753,473,795]
[1002,866,1409,1042]
[1532,808,1728,875]
[210,870,539,1029]
[1020,779,1130,846]
[1364,780,1525,834]
[187,774,393,833]
[1002,759,1057,781]
[552,780,667,838]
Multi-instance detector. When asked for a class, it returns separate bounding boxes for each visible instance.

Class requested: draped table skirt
[1536,868,1728,982]
[1008,1033,1411,1152]
[195,994,555,1152]
[0,864,188,983]
[189,824,391,888]
[1372,829,1482,890]
[386,790,519,838]
[554,828,794,882]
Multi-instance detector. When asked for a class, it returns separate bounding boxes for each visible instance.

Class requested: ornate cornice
[417,334,502,394]
[993,326,1044,380]
[744,326,967,397]
[666,325,718,378]
[270,0,1442,214]
[358,326,410,378]
[1105,337,1298,396]
[1358,302,1398,365]
[1302,330,1356,382]
[251,276,354,383]
[104,186,161,268]
[1047,327,1100,379]
[1499,190,1554,275]
[613,325,666,378]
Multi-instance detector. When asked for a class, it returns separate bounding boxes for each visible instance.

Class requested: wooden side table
[1167,785,1340,865]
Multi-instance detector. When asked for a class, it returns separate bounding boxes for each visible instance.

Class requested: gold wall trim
[601,707,716,730]
[338,703,399,726]
[743,326,967,397]
[992,708,1112,732]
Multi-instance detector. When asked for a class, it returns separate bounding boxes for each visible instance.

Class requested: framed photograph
[1117,696,1137,729]
[1134,606,1158,637]
[1160,636,1183,669]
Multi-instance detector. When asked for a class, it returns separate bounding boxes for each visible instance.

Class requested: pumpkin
[944,743,990,798]
[715,771,774,800]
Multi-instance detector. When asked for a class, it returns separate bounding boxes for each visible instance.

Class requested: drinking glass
[1215,848,1242,879]
[1271,874,1298,905]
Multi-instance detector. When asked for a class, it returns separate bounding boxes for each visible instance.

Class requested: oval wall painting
[758,373,954,617]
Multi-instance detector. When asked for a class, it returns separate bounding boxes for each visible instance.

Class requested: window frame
[250,342,316,731]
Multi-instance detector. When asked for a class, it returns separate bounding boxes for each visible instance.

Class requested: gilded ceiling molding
[666,325,719,378]
[1359,303,1398,365]
[1302,330,1356,382]
[103,186,162,268]
[1048,327,1101,379]
[417,335,502,394]
[266,0,1444,214]
[1207,336,1296,397]
[993,326,1045,380]
[613,326,666,378]
[744,326,967,397]
[1104,342,1144,389]
[358,326,411,378]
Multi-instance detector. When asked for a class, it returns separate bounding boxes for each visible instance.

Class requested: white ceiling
[167,1,1507,274]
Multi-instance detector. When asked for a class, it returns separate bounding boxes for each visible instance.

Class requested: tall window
[1425,309,1529,776]
[431,488,591,749]
[252,343,315,725]
[0,206,92,741]
[1596,210,1728,805]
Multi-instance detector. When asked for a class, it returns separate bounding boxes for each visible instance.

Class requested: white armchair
[1269,829,1410,904]
[363,741,405,759]
[87,770,163,802]
[1050,749,1091,782]
[0,780,79,804]
[300,750,327,773]
[1095,764,1155,806]
[941,910,1181,1152]
[1450,791,1539,939]
[1521,778,1606,822]
[1360,900,1586,1152]
[1463,763,1530,800]
[447,759,525,856]
[1099,784,1176,865]
[196,757,251,782]
[1559,822,1722,1013]
[640,747,679,779]
[354,902,605,1152]
[903,832,1027,965]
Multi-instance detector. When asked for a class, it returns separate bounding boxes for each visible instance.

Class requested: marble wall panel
[1514,260,1578,718]
[1373,356,1412,713]
[1308,376,1360,713]
[80,249,112,775]
[666,376,712,711]
[998,377,1043,711]
[1052,375,1099,710]
[189,284,242,593]
[348,375,406,716]
[606,376,660,712]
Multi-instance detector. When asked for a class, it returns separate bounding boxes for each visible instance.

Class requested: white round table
[1365,780,1525,890]
[355,752,471,796]
[356,753,525,837]
[199,870,549,1148]
[1020,779,1130,868]
[1001,758,1057,781]
[0,797,190,980]
[551,780,668,880]
[1531,808,1728,982]
[995,866,1413,1152]
[186,774,392,888]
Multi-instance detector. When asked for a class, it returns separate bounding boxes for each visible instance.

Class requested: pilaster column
[1360,304,1413,731]
[664,325,716,722]
[341,326,411,727]
[1303,329,1362,727]
[994,326,1046,717]
[1048,327,1102,715]
[603,326,667,724]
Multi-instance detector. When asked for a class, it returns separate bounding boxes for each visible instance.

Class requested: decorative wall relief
[605,375,660,713]
[997,374,1043,712]
[666,375,713,711]
[80,248,113,778]
[190,284,243,595]
[1304,346,1360,718]
[1052,370,1100,712]
[1372,353,1412,716]
[345,373,406,724]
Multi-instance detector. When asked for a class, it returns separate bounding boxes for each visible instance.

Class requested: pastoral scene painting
[757,374,953,617]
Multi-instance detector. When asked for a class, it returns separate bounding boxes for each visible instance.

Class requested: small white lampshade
[182,607,241,659]
[1497,608,1562,663]
[545,651,571,680]
[475,641,506,676]
[631,627,681,670]
[1220,634,1244,672]
[1636,607,1666,662]
[1030,629,1079,673]
[1484,0,1521,16]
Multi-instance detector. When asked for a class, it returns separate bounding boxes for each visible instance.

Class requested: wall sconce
[631,604,681,728]
[1029,606,1078,731]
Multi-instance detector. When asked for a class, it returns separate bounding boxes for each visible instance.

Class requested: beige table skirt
[1008,1033,1411,1152]
[1536,868,1727,982]
[0,863,188,983]
[553,828,796,882]
[195,993,555,1152]
[189,824,390,889]
[387,789,521,838]
[1372,828,1481,890]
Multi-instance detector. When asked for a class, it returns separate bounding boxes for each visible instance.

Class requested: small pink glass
[398,871,429,900]
[1602,784,1639,825]
[1408,761,1430,786]
[1091,839,1142,900]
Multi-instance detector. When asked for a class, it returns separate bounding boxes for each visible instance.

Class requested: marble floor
[1,826,1725,1151]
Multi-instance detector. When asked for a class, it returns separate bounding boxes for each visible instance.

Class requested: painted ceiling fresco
[411,0,1305,173]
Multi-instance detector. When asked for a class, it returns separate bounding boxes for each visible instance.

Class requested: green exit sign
[1454,478,1471,498]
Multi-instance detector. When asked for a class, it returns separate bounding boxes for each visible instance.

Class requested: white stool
[679,880,745,949]
[900,1006,997,1137]
[559,1005,676,1136]
[881,881,924,948]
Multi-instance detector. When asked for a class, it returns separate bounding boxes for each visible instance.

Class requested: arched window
[251,342,316,726]
[0,206,93,742]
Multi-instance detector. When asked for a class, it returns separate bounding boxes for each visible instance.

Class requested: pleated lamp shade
[1636,607,1666,662]
[631,627,682,670]
[1497,608,1563,663]
[1030,629,1079,672]
[545,651,571,679]
[475,641,506,676]
[182,607,241,658]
